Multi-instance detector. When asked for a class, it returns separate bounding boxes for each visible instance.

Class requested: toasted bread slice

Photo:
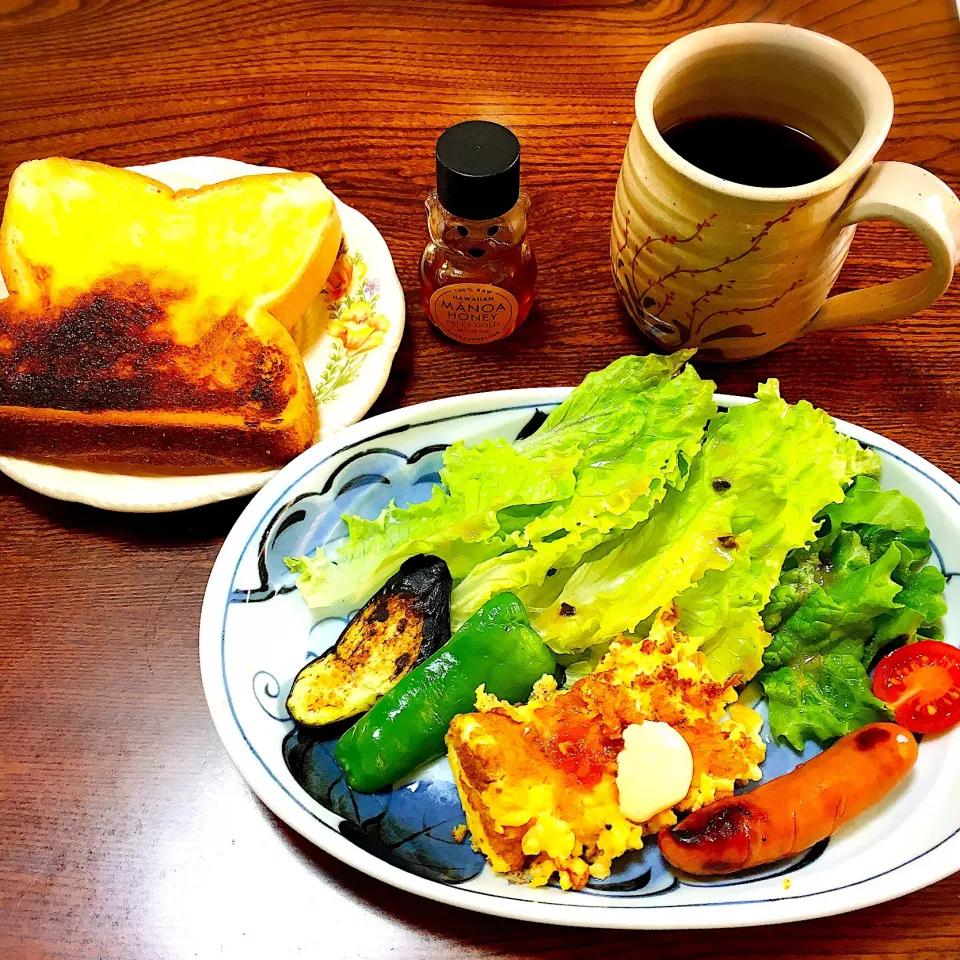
[0,157,343,468]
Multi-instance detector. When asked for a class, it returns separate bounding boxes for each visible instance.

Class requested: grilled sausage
[658,723,918,875]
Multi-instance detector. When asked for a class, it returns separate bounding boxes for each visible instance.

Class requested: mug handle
[805,161,960,333]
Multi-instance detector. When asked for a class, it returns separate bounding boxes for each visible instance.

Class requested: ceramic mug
[611,23,960,361]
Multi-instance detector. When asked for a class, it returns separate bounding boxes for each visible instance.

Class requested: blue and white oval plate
[199,388,960,929]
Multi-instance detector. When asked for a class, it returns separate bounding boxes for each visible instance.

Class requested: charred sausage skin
[658,723,918,875]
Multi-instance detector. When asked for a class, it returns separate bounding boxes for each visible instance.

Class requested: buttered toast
[0,158,342,468]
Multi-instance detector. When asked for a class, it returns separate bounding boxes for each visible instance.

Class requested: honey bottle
[420,120,537,344]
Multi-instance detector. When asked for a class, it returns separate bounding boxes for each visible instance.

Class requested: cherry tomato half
[873,641,960,734]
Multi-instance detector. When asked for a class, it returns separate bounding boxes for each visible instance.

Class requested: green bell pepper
[335,591,556,792]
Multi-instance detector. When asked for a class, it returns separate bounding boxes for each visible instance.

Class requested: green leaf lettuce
[449,355,717,629]
[533,381,878,670]
[759,476,948,748]
[289,352,714,614]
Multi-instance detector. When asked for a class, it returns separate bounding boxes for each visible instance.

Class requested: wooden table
[2,1,959,957]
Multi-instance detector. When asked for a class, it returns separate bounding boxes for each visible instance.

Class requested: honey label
[429,284,519,344]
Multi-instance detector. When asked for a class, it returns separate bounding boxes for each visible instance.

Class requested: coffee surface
[661,115,840,188]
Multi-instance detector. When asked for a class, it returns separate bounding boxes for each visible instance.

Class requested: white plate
[199,388,960,929]
[0,156,405,512]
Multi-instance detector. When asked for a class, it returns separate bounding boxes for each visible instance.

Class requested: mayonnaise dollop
[616,721,693,824]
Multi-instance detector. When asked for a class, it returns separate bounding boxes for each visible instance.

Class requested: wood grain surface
[2,1,959,957]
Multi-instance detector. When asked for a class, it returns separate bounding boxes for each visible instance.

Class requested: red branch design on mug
[695,279,804,342]
[615,212,716,325]
[616,203,807,345]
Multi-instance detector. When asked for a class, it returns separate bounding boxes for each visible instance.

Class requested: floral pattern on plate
[0,156,405,512]
[312,246,391,406]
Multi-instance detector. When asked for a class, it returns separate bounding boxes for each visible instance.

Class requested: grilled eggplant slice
[286,555,452,727]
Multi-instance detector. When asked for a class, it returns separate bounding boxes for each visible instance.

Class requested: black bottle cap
[435,120,521,221]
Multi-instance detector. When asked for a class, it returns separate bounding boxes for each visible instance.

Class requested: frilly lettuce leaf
[674,382,878,681]
[289,351,712,613]
[286,437,579,611]
[864,564,947,663]
[821,475,926,533]
[693,598,770,690]
[763,647,889,751]
[761,553,823,634]
[824,476,933,577]
[561,641,614,687]
[759,476,948,748]
[530,487,738,651]
[446,353,717,628]
[762,476,940,643]
[534,380,876,665]
[762,543,903,671]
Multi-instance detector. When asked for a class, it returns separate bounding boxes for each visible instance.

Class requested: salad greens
[451,351,717,632]
[759,476,947,749]
[287,351,948,754]
[290,352,716,615]
[285,435,576,613]
[678,383,880,682]
[528,381,878,670]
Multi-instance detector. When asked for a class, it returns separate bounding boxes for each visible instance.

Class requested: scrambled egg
[445,605,765,890]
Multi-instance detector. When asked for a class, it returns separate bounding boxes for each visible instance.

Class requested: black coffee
[661,115,840,188]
